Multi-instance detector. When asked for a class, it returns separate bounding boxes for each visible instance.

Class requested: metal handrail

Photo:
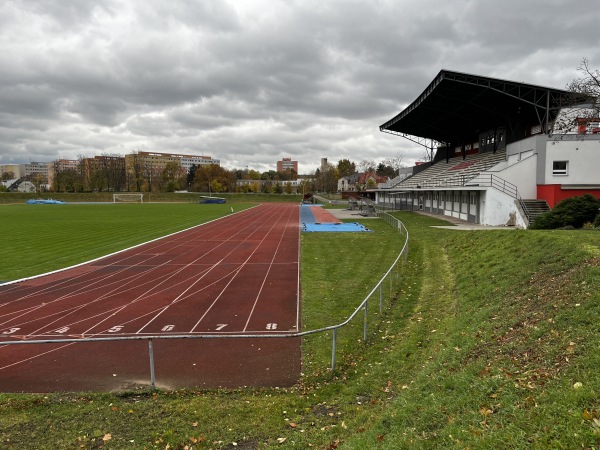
[1,211,409,386]
[386,172,520,199]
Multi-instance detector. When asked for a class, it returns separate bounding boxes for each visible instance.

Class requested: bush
[531,194,600,229]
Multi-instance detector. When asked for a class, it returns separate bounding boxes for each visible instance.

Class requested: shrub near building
[531,194,600,229]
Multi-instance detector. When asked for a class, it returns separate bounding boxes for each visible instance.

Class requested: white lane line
[189,204,292,333]
[0,206,268,336]
[0,342,76,371]
[242,204,297,332]
[135,205,280,334]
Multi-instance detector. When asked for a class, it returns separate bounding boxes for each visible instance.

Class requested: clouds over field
[1,0,599,173]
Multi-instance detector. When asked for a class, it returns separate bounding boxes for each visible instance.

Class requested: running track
[0,203,301,392]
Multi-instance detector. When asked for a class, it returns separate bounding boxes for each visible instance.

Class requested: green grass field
[0,203,253,281]
[1,207,599,449]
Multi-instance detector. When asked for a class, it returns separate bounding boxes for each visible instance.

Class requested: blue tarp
[199,197,226,204]
[26,199,65,204]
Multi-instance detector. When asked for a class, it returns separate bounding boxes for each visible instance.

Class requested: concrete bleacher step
[395,150,507,189]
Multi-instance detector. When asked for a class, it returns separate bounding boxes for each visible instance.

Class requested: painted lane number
[162,325,175,332]
[55,326,70,334]
[2,327,20,334]
[266,323,278,330]
[215,324,228,331]
[107,325,124,333]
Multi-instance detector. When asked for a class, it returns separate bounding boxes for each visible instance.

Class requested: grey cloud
[0,0,598,172]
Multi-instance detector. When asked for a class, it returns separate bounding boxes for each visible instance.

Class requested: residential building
[277,157,298,173]
[125,151,219,191]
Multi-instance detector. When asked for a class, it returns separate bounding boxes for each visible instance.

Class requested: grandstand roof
[380,69,592,145]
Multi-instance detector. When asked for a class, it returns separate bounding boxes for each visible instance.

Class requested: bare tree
[552,58,600,134]
[383,152,406,175]
[358,160,376,173]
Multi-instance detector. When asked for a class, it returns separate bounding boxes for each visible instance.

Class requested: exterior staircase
[519,199,550,224]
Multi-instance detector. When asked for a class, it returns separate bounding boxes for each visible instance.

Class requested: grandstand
[376,70,600,227]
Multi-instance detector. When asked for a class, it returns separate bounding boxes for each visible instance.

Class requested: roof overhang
[380,70,594,146]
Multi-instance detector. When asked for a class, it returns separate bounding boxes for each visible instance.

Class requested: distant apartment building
[277,157,298,173]
[0,164,24,179]
[125,152,219,173]
[124,151,219,191]
[25,161,50,180]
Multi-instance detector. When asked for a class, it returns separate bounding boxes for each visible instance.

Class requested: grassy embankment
[0,206,599,449]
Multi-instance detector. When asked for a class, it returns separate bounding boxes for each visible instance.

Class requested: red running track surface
[0,203,301,392]
[309,206,341,224]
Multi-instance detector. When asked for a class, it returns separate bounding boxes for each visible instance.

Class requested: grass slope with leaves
[1,211,599,449]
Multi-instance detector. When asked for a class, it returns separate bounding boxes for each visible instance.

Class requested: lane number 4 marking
[2,327,20,334]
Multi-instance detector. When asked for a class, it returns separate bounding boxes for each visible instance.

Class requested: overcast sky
[1,0,599,174]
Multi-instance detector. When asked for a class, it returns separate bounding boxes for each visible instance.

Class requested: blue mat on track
[300,204,372,232]
[303,222,372,232]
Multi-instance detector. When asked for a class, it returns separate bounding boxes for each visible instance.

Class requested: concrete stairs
[519,199,550,224]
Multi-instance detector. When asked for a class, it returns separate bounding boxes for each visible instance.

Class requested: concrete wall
[544,137,600,185]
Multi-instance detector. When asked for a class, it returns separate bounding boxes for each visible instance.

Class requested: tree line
[45,154,406,194]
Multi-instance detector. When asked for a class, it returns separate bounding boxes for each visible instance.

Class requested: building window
[552,161,568,176]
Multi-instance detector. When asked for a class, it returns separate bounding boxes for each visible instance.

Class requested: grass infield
[1,209,599,449]
[0,203,253,282]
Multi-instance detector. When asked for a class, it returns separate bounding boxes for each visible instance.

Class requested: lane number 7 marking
[215,324,228,331]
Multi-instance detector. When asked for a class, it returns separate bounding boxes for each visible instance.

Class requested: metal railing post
[148,339,156,389]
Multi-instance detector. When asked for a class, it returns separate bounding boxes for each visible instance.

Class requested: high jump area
[0,203,300,392]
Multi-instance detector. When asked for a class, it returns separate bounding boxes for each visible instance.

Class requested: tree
[247,169,261,180]
[187,164,197,189]
[376,162,395,178]
[1,171,15,181]
[383,152,406,176]
[531,194,600,229]
[161,161,183,192]
[358,160,376,173]
[126,151,144,192]
[193,164,235,193]
[553,58,600,134]
[337,159,356,177]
